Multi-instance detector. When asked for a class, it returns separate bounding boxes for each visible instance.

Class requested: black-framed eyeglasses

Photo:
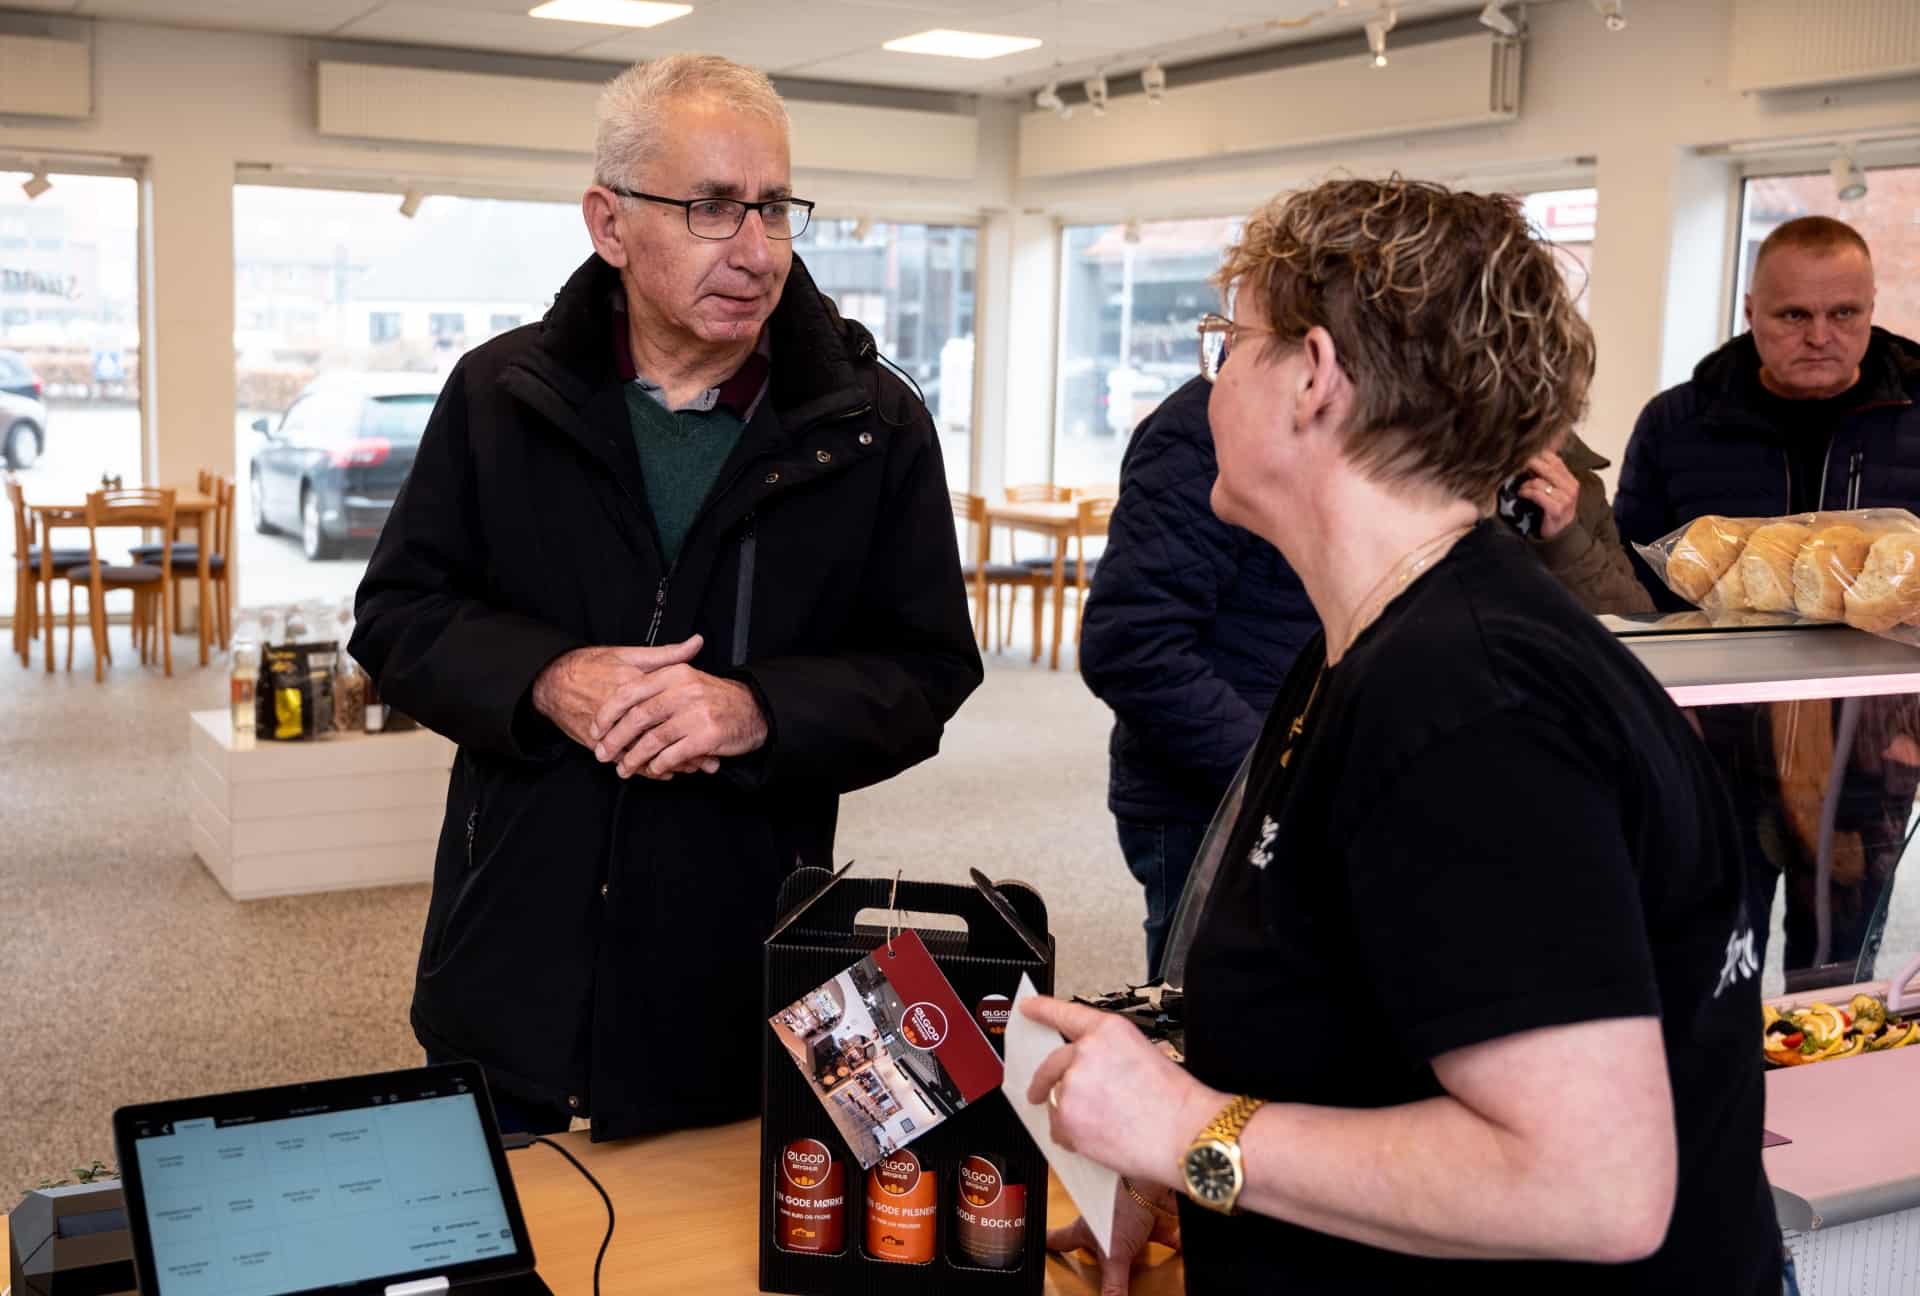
[605,186,815,241]
[1197,312,1277,382]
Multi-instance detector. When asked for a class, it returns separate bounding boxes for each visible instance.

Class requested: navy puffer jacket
[1615,327,1920,609]
[1080,377,1320,823]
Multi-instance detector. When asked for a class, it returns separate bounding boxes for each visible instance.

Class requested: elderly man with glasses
[351,54,982,1141]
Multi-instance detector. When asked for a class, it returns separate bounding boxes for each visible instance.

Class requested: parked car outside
[248,371,440,561]
[0,349,49,470]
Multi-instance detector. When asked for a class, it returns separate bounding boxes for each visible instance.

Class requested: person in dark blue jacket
[1614,215,1920,980]
[1080,376,1319,977]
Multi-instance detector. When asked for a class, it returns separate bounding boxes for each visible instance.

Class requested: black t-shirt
[1178,522,1780,1294]
[1754,378,1863,514]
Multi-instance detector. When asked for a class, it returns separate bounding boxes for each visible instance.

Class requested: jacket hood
[529,252,881,424]
[1689,325,1920,417]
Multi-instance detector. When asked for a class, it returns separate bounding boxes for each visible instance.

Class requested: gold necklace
[1277,522,1474,770]
[1332,523,1476,662]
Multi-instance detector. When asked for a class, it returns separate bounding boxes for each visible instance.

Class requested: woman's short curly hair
[1217,177,1596,504]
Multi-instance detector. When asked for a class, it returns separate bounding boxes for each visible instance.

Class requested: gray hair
[594,54,790,189]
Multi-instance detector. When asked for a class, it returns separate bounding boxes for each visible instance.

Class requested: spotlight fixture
[1478,2,1518,36]
[850,218,873,241]
[1141,60,1166,104]
[1034,80,1070,118]
[1083,72,1109,115]
[1123,218,1142,245]
[1831,150,1868,202]
[1365,7,1397,68]
[1591,0,1625,31]
[398,188,425,219]
[21,170,51,201]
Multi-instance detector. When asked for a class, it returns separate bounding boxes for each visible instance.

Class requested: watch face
[1184,1143,1237,1205]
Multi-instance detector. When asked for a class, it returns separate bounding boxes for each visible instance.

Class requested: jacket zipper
[465,806,478,869]
[1847,449,1864,510]
[640,404,869,649]
[644,575,669,647]
[1815,429,1837,510]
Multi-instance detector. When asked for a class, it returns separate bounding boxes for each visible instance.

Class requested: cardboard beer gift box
[760,867,1055,1296]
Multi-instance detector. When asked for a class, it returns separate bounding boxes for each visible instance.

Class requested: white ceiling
[6,0,1487,95]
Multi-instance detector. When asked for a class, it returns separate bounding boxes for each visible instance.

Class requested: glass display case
[1608,615,1920,999]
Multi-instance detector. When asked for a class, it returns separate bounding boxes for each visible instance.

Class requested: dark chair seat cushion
[126,542,225,574]
[961,562,1035,582]
[24,546,91,571]
[80,564,163,585]
[127,542,197,561]
[1019,556,1099,580]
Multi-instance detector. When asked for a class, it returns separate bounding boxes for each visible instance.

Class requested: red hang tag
[769,928,1005,1169]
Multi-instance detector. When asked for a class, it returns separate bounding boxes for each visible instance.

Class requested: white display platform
[187,709,454,900]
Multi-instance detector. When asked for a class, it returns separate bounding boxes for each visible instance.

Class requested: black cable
[501,1132,614,1296]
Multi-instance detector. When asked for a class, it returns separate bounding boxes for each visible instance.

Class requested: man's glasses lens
[687,199,811,241]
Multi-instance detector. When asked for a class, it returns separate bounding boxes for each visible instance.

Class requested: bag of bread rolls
[1632,508,1920,642]
[1666,516,1754,604]
[1794,524,1874,621]
[1738,523,1812,613]
[1844,532,1920,633]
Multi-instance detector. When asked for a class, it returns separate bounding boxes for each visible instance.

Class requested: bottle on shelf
[230,624,259,751]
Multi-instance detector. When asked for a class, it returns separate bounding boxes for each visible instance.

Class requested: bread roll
[1739,523,1813,612]
[1844,532,1920,632]
[1706,559,1752,612]
[1668,516,1753,604]
[1793,524,1873,621]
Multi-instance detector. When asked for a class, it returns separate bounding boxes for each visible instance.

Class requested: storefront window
[1520,186,1596,317]
[792,220,977,488]
[1054,217,1241,490]
[1,171,142,619]
[1733,164,1920,339]
[233,185,587,607]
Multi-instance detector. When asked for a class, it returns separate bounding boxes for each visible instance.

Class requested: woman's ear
[1296,325,1349,434]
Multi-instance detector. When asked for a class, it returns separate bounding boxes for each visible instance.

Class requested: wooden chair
[999,482,1072,570]
[7,476,90,667]
[951,490,1039,651]
[68,487,176,681]
[1023,493,1117,663]
[1002,483,1073,504]
[128,471,234,651]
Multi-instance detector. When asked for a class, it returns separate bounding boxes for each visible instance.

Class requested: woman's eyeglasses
[1198,312,1276,382]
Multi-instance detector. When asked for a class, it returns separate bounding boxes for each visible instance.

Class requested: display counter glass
[1610,616,1920,997]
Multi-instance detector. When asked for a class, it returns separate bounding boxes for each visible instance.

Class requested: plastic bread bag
[1633,509,1920,644]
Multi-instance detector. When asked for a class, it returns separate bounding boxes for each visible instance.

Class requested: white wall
[2,0,1917,508]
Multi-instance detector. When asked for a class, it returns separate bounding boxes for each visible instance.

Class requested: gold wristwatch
[1180,1094,1267,1215]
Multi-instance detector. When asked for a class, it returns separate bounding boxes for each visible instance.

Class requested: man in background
[1080,376,1319,979]
[1616,215,1920,977]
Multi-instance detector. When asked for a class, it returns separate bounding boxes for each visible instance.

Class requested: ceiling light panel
[527,0,692,27]
[882,29,1043,58]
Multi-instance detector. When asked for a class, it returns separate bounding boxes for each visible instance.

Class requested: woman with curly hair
[1020,178,1782,1294]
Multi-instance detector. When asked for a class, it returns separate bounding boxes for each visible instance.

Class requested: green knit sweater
[623,386,746,566]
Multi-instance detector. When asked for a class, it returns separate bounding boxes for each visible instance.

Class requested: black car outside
[250,385,436,560]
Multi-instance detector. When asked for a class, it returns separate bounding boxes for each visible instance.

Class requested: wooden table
[505,1120,1183,1295]
[979,500,1108,672]
[31,491,218,670]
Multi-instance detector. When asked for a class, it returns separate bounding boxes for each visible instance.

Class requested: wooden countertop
[507,1120,1182,1295]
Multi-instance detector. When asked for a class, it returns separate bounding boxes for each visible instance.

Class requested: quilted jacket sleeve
[1079,387,1264,782]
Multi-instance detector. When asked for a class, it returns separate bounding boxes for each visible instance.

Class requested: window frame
[1727,143,1920,339]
